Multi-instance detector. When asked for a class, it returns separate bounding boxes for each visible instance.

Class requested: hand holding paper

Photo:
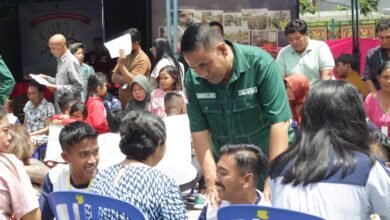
[104,34,132,58]
[29,74,50,86]
[117,49,127,66]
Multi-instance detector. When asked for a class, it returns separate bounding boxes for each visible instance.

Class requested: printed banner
[19,0,103,75]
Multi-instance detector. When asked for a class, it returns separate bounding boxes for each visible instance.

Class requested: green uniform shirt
[185,41,293,158]
[0,55,15,106]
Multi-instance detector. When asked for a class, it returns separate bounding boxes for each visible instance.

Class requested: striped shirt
[271,158,390,220]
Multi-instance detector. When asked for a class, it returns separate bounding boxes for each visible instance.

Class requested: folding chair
[217,204,324,220]
[48,191,145,220]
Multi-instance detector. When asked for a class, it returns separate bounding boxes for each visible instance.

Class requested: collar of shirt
[58,49,71,63]
[379,47,390,62]
[224,40,251,85]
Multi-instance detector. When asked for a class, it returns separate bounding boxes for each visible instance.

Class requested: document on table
[104,33,132,58]
[29,74,50,86]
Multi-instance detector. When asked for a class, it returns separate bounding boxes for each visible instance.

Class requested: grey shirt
[48,49,83,112]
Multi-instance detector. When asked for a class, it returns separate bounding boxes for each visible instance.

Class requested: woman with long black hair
[270,80,390,220]
[150,38,184,90]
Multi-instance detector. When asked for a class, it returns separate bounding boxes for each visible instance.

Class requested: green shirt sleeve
[0,55,15,106]
[256,57,292,124]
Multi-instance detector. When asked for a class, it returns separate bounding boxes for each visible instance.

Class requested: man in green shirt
[0,55,15,106]
[181,23,292,205]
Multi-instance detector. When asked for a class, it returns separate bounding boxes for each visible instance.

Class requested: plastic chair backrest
[48,191,145,220]
[217,204,324,220]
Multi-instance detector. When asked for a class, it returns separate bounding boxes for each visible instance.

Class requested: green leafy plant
[359,0,381,16]
[299,0,316,15]
[299,0,382,16]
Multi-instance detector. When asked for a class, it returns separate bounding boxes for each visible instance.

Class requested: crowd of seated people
[2,18,390,220]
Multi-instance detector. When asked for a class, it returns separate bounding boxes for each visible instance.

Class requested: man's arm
[111,63,127,84]
[112,49,135,85]
[318,42,335,80]
[0,55,15,106]
[363,51,376,93]
[320,69,333,80]
[263,120,290,201]
[56,60,83,96]
[269,120,290,163]
[275,48,287,78]
[191,130,218,206]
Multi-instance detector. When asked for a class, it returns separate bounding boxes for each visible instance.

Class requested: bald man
[39,34,83,113]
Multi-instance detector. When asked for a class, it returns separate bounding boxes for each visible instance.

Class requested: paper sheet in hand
[29,74,50,86]
[104,34,132,58]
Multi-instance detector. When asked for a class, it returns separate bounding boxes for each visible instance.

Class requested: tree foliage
[299,0,317,15]
[359,0,381,16]
[299,0,382,16]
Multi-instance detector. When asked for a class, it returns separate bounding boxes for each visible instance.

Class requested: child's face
[61,137,99,184]
[334,62,349,78]
[71,111,85,121]
[97,82,108,97]
[159,71,176,91]
[132,83,146,102]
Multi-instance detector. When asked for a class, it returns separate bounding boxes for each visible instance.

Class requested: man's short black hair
[181,23,224,53]
[124,28,142,44]
[209,21,224,35]
[220,143,268,185]
[59,121,98,152]
[335,53,358,71]
[285,19,308,36]
[376,18,390,34]
[164,91,182,104]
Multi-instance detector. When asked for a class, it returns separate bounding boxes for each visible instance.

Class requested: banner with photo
[152,0,298,48]
[340,24,375,39]
[19,0,103,75]
[308,27,328,41]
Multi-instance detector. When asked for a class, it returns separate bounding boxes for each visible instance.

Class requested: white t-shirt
[155,114,197,185]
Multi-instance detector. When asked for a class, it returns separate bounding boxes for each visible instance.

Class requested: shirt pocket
[232,95,262,136]
[198,99,225,137]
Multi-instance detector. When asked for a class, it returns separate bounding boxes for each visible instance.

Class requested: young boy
[334,53,369,98]
[39,121,99,219]
[155,91,197,190]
